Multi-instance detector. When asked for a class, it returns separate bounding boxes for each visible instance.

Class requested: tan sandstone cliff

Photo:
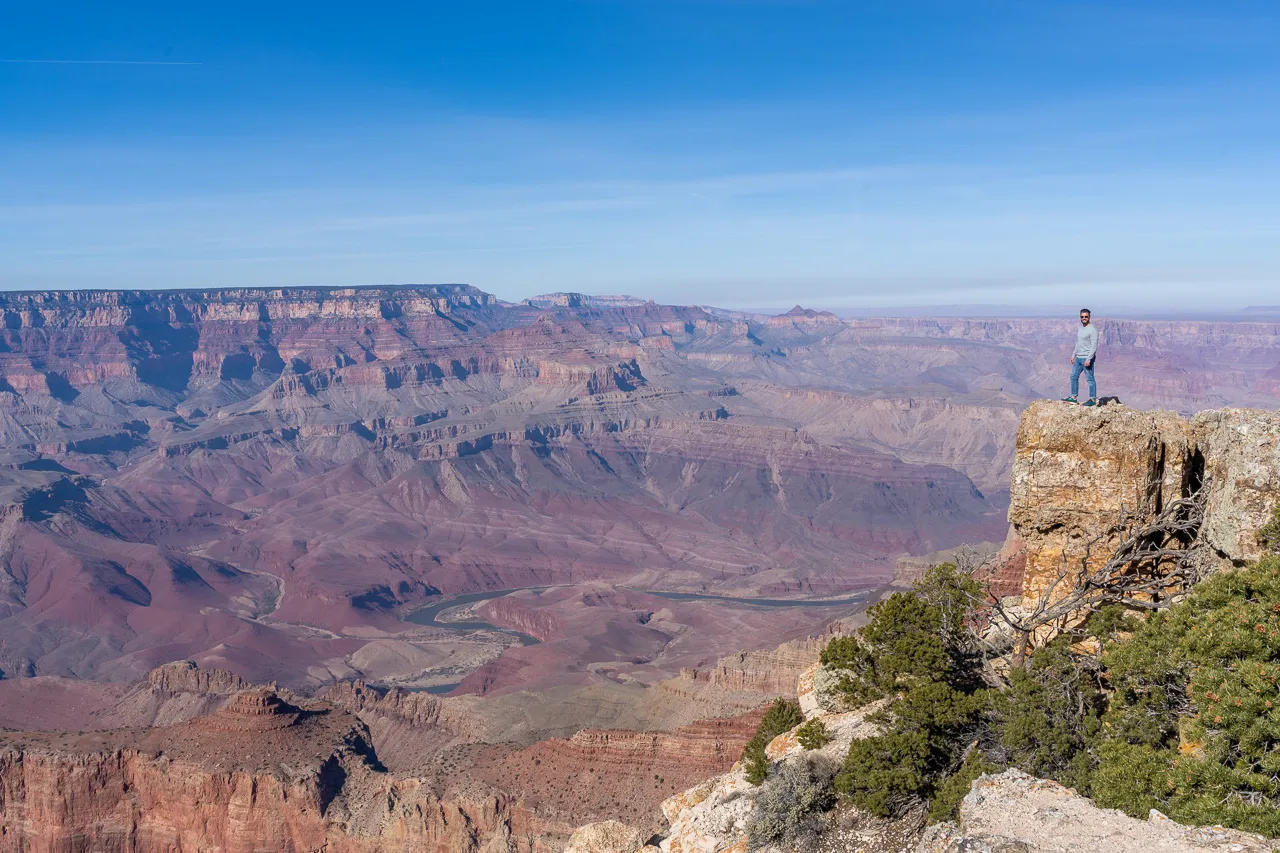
[1009,401,1280,607]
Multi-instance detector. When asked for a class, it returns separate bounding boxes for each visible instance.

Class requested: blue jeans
[1071,356,1096,399]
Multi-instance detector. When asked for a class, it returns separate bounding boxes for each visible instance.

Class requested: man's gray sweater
[1073,324,1098,360]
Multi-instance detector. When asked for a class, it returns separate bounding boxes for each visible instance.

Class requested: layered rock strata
[676,637,825,696]
[200,688,302,731]
[321,679,479,738]
[7,286,1277,691]
[0,661,266,731]
[471,712,765,835]
[2,286,1011,688]
[1009,402,1197,602]
[147,658,253,695]
[0,658,782,852]
[0,689,540,853]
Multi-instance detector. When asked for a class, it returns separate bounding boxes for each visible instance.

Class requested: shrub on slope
[742,698,805,785]
[821,555,1280,837]
[1094,556,1280,835]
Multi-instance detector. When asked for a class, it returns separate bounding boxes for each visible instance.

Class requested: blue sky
[2,1,1278,313]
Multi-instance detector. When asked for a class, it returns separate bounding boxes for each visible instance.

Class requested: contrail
[0,59,202,66]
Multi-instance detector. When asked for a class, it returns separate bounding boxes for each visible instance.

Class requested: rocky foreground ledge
[920,770,1275,853]
[569,657,1279,853]
[569,401,1280,853]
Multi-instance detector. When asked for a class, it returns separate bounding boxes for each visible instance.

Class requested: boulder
[797,662,861,718]
[658,768,755,853]
[564,820,646,853]
[917,769,1277,853]
[1193,408,1280,566]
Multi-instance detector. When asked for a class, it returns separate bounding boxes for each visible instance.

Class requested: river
[629,588,876,608]
[403,587,546,645]
[402,584,877,695]
[404,585,876,639]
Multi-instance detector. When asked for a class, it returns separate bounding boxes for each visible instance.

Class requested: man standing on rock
[1064,308,1098,406]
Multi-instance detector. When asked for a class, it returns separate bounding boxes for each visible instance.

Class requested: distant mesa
[524,292,587,309]
[524,292,651,309]
[768,304,842,327]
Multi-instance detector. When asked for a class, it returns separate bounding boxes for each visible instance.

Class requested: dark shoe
[1083,398,1097,407]
[1062,396,1077,403]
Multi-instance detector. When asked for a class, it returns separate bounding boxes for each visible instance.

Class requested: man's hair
[1080,308,1091,315]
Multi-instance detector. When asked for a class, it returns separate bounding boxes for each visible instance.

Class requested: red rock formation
[0,694,549,853]
[678,639,824,696]
[559,713,761,769]
[199,688,301,731]
[0,661,258,731]
[478,596,564,641]
[321,679,477,738]
[147,659,253,695]
[471,709,765,834]
[975,529,1029,601]
[0,662,782,852]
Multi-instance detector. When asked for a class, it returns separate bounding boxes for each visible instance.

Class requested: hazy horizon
[4,279,1279,323]
[4,2,1279,309]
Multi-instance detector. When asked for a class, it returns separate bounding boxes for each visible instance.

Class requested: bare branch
[982,484,1209,666]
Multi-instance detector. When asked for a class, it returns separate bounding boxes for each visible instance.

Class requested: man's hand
[1085,360,1093,368]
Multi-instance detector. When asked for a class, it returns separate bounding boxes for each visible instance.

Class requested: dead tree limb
[986,485,1208,667]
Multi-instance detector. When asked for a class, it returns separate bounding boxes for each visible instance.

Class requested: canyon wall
[2,286,1010,690]
[0,688,538,853]
[1,284,1276,715]
[575,394,1280,852]
[4,398,1280,853]
[676,636,827,696]
[470,713,764,835]
[0,665,771,852]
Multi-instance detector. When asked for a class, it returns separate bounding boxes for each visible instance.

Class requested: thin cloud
[0,59,201,66]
